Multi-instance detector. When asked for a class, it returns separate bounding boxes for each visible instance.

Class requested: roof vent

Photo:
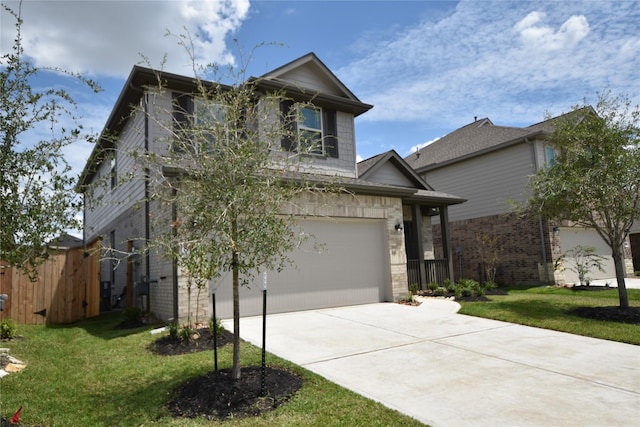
[474,116,477,122]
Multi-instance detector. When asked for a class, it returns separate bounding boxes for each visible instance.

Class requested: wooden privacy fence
[0,240,101,324]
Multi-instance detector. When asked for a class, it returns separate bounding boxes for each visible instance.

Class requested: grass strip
[458,286,640,345]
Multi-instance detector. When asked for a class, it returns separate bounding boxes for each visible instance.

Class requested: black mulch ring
[567,306,640,324]
[167,366,303,420]
[570,285,614,292]
[456,295,492,302]
[149,329,234,356]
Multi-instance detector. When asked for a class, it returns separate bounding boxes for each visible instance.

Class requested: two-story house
[405,115,636,285]
[78,53,464,321]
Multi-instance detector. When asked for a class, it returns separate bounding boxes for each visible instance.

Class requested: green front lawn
[0,312,425,426]
[458,286,640,345]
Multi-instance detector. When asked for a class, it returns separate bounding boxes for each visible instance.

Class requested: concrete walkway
[226,299,640,427]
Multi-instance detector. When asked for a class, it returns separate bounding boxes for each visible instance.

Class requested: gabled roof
[49,233,83,249]
[357,150,465,206]
[358,150,434,190]
[406,108,598,174]
[261,52,361,102]
[405,117,545,173]
[527,106,597,132]
[253,52,372,117]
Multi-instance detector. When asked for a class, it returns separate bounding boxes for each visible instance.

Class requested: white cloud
[338,1,640,132]
[410,136,441,154]
[515,12,590,51]
[1,0,250,78]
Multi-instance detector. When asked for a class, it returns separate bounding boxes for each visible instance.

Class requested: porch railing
[407,259,450,288]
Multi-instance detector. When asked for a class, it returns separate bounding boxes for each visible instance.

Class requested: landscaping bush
[427,282,439,291]
[444,278,456,293]
[454,279,484,299]
[209,316,224,337]
[0,318,17,340]
[122,306,143,323]
[168,321,180,339]
[433,287,448,296]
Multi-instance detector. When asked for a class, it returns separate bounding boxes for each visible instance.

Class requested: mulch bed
[148,328,234,355]
[167,366,303,420]
[148,327,304,421]
[567,306,640,324]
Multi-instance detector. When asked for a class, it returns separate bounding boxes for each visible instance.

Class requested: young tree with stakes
[527,92,640,308]
[143,39,337,380]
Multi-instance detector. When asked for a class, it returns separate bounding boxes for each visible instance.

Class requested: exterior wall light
[395,223,403,232]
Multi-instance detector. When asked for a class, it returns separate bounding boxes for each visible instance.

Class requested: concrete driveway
[226,299,640,427]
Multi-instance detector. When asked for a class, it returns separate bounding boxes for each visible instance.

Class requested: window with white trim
[280,100,339,158]
[298,105,323,155]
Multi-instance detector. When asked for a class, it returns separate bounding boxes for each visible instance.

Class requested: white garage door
[211,218,390,318]
[560,228,615,284]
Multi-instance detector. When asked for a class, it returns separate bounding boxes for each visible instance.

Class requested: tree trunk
[232,256,241,379]
[612,248,629,309]
[232,216,241,380]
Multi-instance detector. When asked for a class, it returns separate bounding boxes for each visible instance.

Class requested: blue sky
[2,0,639,176]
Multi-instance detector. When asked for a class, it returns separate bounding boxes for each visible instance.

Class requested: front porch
[402,202,456,289]
[407,259,449,287]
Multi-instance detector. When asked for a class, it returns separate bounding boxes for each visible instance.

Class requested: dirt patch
[568,306,640,324]
[149,328,304,421]
[148,329,234,356]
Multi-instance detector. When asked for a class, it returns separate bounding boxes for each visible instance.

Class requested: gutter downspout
[144,93,152,313]
[530,138,550,285]
[171,186,179,321]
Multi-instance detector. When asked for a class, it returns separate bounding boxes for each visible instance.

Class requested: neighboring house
[405,115,636,286]
[78,53,464,321]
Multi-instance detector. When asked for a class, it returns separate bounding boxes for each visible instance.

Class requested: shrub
[122,306,142,323]
[454,279,484,299]
[427,282,439,291]
[444,278,456,293]
[168,321,180,339]
[209,316,224,337]
[408,283,419,295]
[179,325,195,342]
[433,287,448,297]
[0,319,17,340]
[483,281,498,291]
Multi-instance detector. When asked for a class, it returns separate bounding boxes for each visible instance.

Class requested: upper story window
[298,106,323,155]
[172,93,227,153]
[544,144,556,167]
[281,100,338,158]
[109,150,117,190]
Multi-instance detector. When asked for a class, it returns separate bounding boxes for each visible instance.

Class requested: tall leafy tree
[0,2,99,278]
[144,40,335,380]
[527,92,640,308]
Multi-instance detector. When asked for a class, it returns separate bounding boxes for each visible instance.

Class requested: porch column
[412,204,426,288]
[439,205,455,281]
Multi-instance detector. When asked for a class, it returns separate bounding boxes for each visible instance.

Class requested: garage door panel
[211,219,389,318]
[560,228,615,283]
